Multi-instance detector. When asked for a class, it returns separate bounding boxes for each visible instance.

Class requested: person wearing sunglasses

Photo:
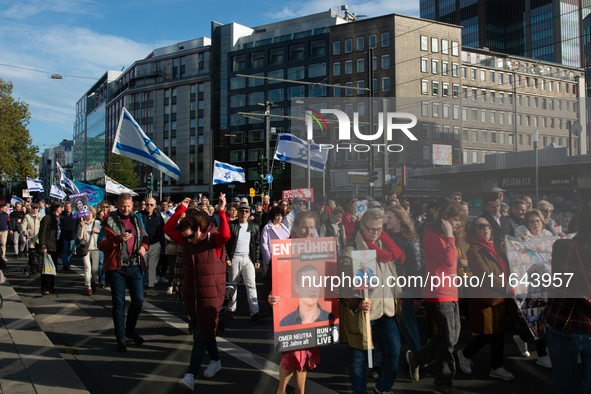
[225,203,267,321]
[163,194,230,391]
[139,198,165,296]
[456,218,516,381]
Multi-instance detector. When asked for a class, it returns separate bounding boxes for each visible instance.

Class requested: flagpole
[159,171,163,202]
[307,138,311,210]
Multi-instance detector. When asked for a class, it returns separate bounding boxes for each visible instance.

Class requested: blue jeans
[548,326,591,394]
[400,298,422,352]
[188,314,219,375]
[62,239,76,268]
[98,251,105,283]
[106,265,144,341]
[349,315,401,394]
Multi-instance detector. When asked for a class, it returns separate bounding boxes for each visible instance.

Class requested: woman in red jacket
[164,194,230,392]
[342,198,359,242]
[406,200,466,394]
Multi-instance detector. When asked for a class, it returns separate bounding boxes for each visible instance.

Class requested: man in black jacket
[507,199,527,236]
[225,203,266,321]
[60,201,78,271]
[10,202,26,258]
[478,191,511,249]
[38,202,64,294]
[139,198,165,296]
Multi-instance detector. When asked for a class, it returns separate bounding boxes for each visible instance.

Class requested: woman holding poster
[163,194,230,392]
[338,208,405,394]
[268,210,321,394]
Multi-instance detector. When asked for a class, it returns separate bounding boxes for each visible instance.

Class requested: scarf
[361,230,405,264]
[468,236,507,277]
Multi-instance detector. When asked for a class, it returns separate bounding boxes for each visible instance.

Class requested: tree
[0,79,39,183]
[104,154,139,189]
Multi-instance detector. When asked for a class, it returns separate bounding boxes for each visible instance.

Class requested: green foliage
[0,79,39,183]
[104,154,139,189]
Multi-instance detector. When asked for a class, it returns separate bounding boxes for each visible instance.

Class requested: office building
[39,139,74,198]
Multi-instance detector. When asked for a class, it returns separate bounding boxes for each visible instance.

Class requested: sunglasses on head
[476,224,491,230]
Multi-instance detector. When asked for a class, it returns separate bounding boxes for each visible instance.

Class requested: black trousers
[40,251,58,292]
[463,332,505,369]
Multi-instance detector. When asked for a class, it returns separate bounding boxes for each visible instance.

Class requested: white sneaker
[513,335,530,357]
[154,276,160,284]
[457,349,473,374]
[203,359,222,378]
[536,355,552,368]
[160,276,169,283]
[179,373,194,391]
[490,367,514,380]
[166,285,173,295]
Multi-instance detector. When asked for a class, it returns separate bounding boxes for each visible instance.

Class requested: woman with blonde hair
[515,209,553,240]
[537,200,563,237]
[77,206,101,295]
[385,204,424,352]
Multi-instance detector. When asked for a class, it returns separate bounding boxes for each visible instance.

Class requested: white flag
[50,184,66,200]
[105,176,138,196]
[112,108,181,180]
[273,133,328,172]
[56,162,79,193]
[26,177,44,192]
[213,160,246,184]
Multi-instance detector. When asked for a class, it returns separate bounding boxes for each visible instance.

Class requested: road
[3,254,557,394]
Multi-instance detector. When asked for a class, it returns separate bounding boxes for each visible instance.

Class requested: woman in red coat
[164,194,230,392]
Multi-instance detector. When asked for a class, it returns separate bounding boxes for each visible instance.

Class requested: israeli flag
[26,177,44,192]
[10,196,23,206]
[213,160,246,184]
[273,133,328,172]
[112,108,181,180]
[50,184,66,200]
[56,162,79,193]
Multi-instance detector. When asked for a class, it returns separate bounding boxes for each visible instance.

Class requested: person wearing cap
[232,197,240,203]
[240,197,249,205]
[251,202,265,228]
[38,201,64,294]
[225,202,266,321]
[451,192,462,202]
[23,203,44,274]
[491,187,506,202]
[283,197,306,232]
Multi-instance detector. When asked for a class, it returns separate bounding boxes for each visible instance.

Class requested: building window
[490,71,495,83]
[452,84,459,98]
[287,86,305,99]
[381,32,389,47]
[345,39,352,53]
[333,62,341,76]
[382,77,390,92]
[471,68,477,80]
[289,44,304,61]
[230,150,245,162]
[442,61,449,76]
[443,126,451,140]
[463,128,469,142]
[480,69,486,81]
[472,130,478,143]
[268,89,284,102]
[308,63,326,77]
[423,146,430,160]
[357,58,365,73]
[421,58,428,72]
[287,66,305,80]
[230,76,245,89]
[482,130,487,143]
[462,66,467,79]
[473,150,479,163]
[421,79,429,94]
[433,103,440,117]
[432,59,439,74]
[453,105,460,119]
[442,83,450,97]
[453,126,460,141]
[431,37,439,52]
[249,148,264,161]
[433,125,441,139]
[432,81,439,96]
[452,41,459,56]
[332,41,340,55]
[250,51,264,68]
[422,124,430,138]
[382,55,390,69]
[442,39,449,54]
[420,36,428,51]
[344,82,353,96]
[369,35,377,48]
[345,60,352,75]
[268,69,283,83]
[230,95,245,108]
[452,63,459,77]
[309,40,326,58]
[500,132,505,145]
[232,55,246,71]
[421,101,429,116]
[357,37,364,51]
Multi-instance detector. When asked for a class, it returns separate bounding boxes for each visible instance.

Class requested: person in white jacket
[77,206,101,295]
[23,203,44,273]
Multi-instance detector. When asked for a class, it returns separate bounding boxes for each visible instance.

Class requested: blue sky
[0,0,419,152]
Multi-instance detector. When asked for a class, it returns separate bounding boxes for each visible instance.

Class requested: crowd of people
[0,188,589,394]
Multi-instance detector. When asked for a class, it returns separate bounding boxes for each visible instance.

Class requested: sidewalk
[0,278,89,394]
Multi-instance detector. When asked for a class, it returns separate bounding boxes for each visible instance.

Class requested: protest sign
[70,193,91,219]
[271,237,339,352]
[352,250,377,290]
[504,236,558,340]
[282,188,314,202]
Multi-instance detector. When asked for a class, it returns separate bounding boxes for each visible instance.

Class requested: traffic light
[147,173,154,191]
[369,171,379,183]
[155,179,160,192]
[254,181,260,194]
[353,185,359,196]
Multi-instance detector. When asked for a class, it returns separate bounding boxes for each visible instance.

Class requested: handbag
[42,253,57,276]
[76,222,90,257]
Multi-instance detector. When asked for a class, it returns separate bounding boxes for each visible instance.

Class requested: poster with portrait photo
[504,235,558,340]
[69,192,90,219]
[271,237,339,353]
[352,250,377,290]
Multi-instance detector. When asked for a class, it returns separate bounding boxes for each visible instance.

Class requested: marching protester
[0,203,12,260]
[478,192,511,249]
[60,201,78,271]
[338,208,405,394]
[318,206,346,255]
[225,202,266,321]
[457,218,516,381]
[407,200,466,394]
[140,198,165,296]
[385,204,424,353]
[163,194,230,391]
[260,206,290,276]
[10,202,26,258]
[283,198,306,231]
[23,203,44,273]
[98,193,149,352]
[268,210,322,394]
[543,200,591,393]
[38,202,64,295]
[77,207,101,295]
[343,198,360,242]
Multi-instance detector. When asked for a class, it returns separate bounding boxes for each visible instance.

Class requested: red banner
[282,188,314,202]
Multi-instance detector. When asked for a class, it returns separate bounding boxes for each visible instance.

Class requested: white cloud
[265,0,420,21]
[0,22,156,144]
[0,0,100,20]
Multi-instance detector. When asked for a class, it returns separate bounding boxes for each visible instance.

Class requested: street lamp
[533,130,539,205]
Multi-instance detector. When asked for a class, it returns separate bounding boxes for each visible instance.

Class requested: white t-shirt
[235,222,251,256]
